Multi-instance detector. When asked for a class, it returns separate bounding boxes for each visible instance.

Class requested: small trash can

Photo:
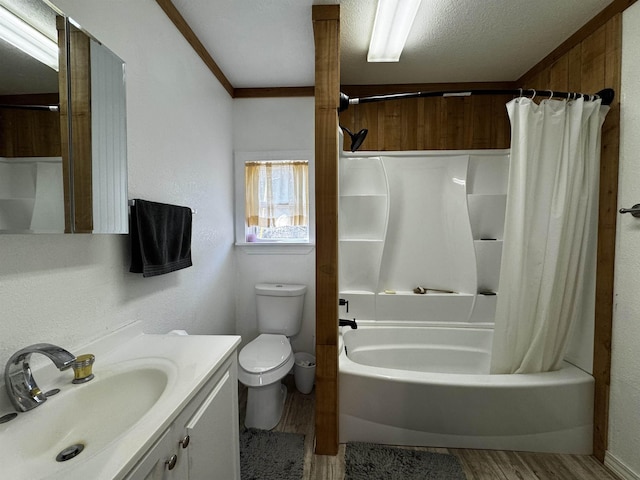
[294,352,316,394]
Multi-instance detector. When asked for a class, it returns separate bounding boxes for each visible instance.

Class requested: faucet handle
[72,354,95,384]
[339,298,349,313]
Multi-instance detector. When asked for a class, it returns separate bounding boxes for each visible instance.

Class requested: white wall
[233,98,316,355]
[607,3,640,478]
[0,0,236,365]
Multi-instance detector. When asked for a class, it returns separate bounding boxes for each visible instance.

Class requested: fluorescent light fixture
[368,0,422,62]
[0,5,58,71]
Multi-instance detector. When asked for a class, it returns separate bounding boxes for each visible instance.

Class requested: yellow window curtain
[245,161,309,228]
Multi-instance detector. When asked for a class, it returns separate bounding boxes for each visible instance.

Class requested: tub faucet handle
[339,298,349,313]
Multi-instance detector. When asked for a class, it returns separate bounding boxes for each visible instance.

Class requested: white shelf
[339,241,385,292]
[467,193,507,240]
[340,193,387,198]
[377,291,473,297]
[339,155,389,294]
[469,293,498,323]
[376,291,476,322]
[339,238,384,243]
[474,240,503,293]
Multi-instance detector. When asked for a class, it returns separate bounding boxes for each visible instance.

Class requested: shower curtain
[490,96,609,374]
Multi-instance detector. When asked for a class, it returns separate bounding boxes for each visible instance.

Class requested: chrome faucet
[4,343,76,412]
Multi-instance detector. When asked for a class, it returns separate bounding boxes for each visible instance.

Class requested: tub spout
[339,318,358,329]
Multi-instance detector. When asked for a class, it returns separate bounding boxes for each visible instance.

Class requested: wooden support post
[312,4,340,456]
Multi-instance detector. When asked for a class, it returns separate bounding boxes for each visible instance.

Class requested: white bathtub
[339,323,594,454]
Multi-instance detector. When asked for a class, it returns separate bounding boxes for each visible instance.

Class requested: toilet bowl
[239,334,294,429]
[238,283,306,430]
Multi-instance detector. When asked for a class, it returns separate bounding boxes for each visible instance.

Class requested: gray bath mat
[239,428,304,480]
[345,442,467,480]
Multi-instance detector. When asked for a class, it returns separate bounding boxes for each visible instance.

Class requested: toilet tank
[255,283,307,335]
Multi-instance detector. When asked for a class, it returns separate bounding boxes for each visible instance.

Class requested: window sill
[235,242,315,255]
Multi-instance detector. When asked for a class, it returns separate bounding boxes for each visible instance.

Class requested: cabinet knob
[179,435,190,449]
[165,454,178,470]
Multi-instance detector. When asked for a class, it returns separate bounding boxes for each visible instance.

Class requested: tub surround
[339,150,509,328]
[338,148,595,373]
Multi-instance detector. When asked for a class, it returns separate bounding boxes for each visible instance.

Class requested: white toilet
[238,283,307,430]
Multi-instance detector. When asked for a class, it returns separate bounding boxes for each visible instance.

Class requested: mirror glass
[0,0,128,233]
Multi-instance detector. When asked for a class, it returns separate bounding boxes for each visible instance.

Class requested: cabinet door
[124,427,189,480]
[184,370,240,480]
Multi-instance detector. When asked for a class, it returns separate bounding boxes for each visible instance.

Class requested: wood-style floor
[238,375,619,480]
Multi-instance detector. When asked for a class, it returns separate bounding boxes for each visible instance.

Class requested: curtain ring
[548,90,554,101]
[530,89,536,100]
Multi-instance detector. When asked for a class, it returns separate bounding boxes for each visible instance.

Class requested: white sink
[0,325,240,480]
[0,358,173,479]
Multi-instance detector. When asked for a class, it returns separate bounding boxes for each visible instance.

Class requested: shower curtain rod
[0,103,59,112]
[338,88,615,113]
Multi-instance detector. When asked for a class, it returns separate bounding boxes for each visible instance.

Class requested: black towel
[129,199,193,277]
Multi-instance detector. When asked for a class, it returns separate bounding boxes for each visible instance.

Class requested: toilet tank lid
[255,283,307,297]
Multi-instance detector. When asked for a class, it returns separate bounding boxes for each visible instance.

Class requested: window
[235,151,314,246]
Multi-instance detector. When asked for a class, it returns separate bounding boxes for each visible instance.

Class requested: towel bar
[128,199,196,215]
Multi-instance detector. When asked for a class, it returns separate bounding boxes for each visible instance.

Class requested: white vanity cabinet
[125,356,240,480]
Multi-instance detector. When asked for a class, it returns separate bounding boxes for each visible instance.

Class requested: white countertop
[0,324,240,480]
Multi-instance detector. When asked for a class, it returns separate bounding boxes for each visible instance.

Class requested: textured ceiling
[173,0,614,88]
[341,0,613,84]
[0,0,617,95]
[171,0,335,89]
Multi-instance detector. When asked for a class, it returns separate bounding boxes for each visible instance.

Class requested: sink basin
[0,359,172,479]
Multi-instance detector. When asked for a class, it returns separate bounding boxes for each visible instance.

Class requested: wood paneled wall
[0,94,61,157]
[339,84,514,151]
[518,12,624,464]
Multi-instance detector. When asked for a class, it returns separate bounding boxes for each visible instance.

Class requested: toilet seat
[238,334,293,387]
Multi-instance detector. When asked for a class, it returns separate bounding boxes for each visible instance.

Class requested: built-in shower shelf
[377,291,473,297]
[339,239,384,243]
[339,156,389,294]
[467,193,507,199]
[470,293,498,323]
[376,291,476,322]
[467,193,507,240]
[466,153,509,308]
[474,240,503,293]
[340,193,387,198]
